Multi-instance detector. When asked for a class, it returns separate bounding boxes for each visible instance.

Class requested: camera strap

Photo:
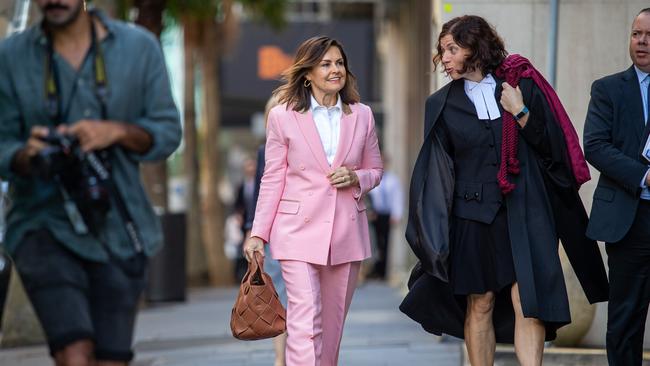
[87,152,144,253]
[44,9,107,123]
[44,11,144,254]
[57,177,90,235]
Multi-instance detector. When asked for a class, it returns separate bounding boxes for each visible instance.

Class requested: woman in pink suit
[244,36,383,366]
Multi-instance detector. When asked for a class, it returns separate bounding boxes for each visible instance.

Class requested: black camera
[31,130,111,229]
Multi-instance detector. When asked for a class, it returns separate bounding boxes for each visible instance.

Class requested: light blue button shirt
[635,66,650,200]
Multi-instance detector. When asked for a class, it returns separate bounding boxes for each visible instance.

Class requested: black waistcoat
[441,81,504,224]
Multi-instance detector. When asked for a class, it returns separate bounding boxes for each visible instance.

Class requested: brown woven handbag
[230,251,286,340]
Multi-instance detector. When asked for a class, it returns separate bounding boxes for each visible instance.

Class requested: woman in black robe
[400,15,608,366]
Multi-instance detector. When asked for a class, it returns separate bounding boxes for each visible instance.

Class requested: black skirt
[449,207,516,295]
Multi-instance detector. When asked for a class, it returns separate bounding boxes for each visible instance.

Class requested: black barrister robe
[400,78,609,343]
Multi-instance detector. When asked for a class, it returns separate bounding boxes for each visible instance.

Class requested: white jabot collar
[464,74,501,120]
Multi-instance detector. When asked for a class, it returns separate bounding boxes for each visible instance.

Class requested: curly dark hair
[274,36,360,112]
[432,15,508,76]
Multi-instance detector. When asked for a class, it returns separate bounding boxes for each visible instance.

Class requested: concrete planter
[1,268,45,347]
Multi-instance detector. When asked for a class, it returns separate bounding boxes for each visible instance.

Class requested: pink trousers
[279,260,361,366]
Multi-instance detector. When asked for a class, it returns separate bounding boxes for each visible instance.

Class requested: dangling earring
[303,79,311,88]
[83,0,87,11]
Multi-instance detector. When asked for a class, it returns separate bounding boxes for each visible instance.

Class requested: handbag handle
[243,251,266,286]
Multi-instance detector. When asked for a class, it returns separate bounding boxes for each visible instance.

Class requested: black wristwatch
[513,105,529,121]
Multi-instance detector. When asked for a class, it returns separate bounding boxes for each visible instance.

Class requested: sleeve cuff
[641,168,650,188]
[128,118,181,162]
[249,229,269,244]
[352,186,362,200]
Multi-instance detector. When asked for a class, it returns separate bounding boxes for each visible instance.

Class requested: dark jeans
[606,200,650,366]
[14,229,146,362]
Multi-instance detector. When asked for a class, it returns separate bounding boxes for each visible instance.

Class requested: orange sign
[258,46,294,80]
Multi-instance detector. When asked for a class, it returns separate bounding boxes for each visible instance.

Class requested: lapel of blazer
[293,109,331,174]
[447,80,476,115]
[331,104,358,168]
[621,66,646,145]
[640,71,650,152]
[423,82,454,141]
[642,120,650,153]
[641,110,650,158]
[494,76,505,114]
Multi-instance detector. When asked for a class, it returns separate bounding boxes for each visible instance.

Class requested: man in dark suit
[584,8,650,365]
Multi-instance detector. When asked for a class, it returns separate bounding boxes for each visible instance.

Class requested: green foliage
[238,0,287,29]
[110,0,286,29]
[165,0,286,29]
[165,0,222,21]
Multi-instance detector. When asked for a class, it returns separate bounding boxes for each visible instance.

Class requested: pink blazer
[250,102,383,265]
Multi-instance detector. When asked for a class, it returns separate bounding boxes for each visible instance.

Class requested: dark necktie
[646,75,650,125]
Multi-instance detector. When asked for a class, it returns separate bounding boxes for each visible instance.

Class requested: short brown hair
[274,36,360,112]
[433,15,508,76]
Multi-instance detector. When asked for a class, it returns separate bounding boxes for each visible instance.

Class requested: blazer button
[308,191,313,196]
[485,124,491,130]
[299,164,305,170]
[304,217,311,223]
[474,192,479,198]
[350,214,356,221]
[464,193,469,200]
[352,165,358,170]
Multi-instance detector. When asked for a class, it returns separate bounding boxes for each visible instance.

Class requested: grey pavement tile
[2,283,463,366]
[0,345,51,366]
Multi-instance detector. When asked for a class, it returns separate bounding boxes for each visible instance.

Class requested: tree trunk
[182,18,207,283]
[134,0,166,37]
[198,19,231,286]
[135,0,169,211]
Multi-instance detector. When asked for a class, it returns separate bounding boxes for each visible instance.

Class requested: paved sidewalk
[0,282,462,365]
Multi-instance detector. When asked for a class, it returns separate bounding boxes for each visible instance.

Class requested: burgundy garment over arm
[495,54,591,193]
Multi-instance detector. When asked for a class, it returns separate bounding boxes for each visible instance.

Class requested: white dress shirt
[464,73,501,120]
[634,66,650,200]
[310,94,342,165]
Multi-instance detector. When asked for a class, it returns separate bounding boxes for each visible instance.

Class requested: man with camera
[0,1,181,365]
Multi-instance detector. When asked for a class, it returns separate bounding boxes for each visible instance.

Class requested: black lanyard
[44,10,108,123]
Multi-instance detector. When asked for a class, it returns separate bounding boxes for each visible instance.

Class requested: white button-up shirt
[311,94,342,165]
[369,171,404,220]
[464,73,501,120]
